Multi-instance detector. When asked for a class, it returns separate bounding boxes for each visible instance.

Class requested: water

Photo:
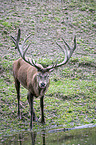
[0,124,96,145]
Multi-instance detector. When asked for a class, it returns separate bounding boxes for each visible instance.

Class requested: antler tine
[11,36,16,45]
[10,29,20,46]
[21,33,42,70]
[16,29,24,57]
[21,36,43,71]
[55,41,68,65]
[62,35,76,58]
[23,43,31,58]
[56,41,66,54]
[16,28,21,46]
[11,29,23,56]
[73,35,76,50]
[21,33,33,51]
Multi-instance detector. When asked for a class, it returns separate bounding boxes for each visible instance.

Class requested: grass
[0,55,96,136]
[0,0,96,137]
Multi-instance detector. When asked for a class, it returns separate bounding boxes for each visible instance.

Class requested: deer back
[13,57,36,88]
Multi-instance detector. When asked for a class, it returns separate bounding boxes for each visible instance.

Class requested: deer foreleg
[30,94,33,130]
[27,94,37,122]
[28,93,34,129]
[15,78,21,119]
[40,96,45,123]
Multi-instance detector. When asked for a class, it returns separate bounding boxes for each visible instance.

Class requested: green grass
[0,55,96,136]
[2,21,12,28]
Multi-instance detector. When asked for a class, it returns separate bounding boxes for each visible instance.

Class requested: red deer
[11,29,76,129]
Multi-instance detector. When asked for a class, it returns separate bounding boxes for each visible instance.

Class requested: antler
[11,29,43,71]
[45,35,76,71]
[11,29,76,72]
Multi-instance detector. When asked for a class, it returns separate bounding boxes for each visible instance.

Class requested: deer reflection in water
[17,130,45,145]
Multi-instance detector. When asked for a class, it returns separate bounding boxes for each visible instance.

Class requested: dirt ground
[0,0,96,60]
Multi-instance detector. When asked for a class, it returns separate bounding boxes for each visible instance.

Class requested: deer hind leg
[14,78,21,119]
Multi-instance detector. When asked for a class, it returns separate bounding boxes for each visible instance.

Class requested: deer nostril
[41,83,45,87]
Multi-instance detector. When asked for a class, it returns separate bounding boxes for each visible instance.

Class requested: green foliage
[54,17,60,22]
[2,21,12,28]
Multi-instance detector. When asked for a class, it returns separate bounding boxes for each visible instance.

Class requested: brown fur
[13,58,49,96]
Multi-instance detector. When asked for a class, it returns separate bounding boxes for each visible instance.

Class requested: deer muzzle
[39,82,46,89]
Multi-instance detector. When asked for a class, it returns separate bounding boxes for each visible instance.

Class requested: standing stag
[11,29,76,129]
